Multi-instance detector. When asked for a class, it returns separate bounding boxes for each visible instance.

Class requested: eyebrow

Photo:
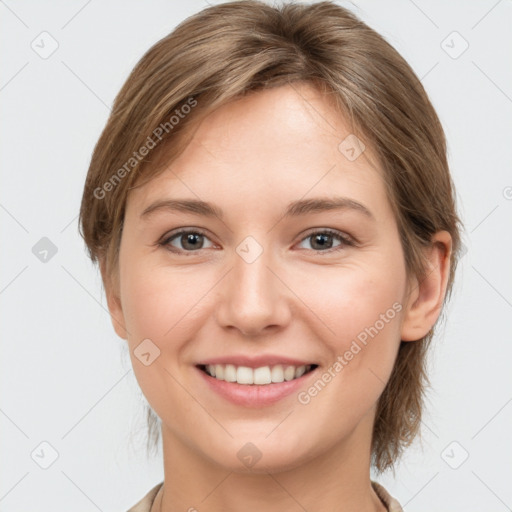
[140,196,375,221]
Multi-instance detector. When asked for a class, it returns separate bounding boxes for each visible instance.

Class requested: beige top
[126,480,403,511]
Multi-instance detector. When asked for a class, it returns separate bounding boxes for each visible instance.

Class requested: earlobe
[99,258,128,340]
[400,231,452,342]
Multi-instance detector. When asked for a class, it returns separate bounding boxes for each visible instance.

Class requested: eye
[159,227,355,255]
[160,229,215,253]
[296,229,354,253]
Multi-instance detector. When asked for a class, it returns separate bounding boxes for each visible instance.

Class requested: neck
[155,411,387,512]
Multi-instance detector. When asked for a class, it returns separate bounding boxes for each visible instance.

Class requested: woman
[79,1,463,510]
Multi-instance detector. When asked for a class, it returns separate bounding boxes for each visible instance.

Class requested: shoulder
[127,480,400,511]
[126,482,163,512]
[371,480,404,512]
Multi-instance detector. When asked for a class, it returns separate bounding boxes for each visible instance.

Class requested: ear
[99,257,128,340]
[401,231,452,342]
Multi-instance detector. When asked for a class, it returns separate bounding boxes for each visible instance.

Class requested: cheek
[121,273,164,343]
[297,263,405,409]
[294,269,404,421]
[119,262,201,418]
[120,260,199,344]
[296,263,404,345]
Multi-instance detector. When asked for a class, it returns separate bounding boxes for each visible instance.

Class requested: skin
[101,82,452,512]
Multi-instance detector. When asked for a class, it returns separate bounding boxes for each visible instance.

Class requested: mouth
[197,363,319,385]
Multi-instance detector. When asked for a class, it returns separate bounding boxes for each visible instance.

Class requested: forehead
[126,82,387,218]
[186,82,370,162]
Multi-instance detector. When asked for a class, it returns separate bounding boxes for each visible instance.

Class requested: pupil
[183,233,202,250]
[313,233,332,250]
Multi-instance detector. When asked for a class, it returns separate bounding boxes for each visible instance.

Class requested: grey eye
[165,231,214,252]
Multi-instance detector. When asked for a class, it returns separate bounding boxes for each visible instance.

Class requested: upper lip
[196,355,317,368]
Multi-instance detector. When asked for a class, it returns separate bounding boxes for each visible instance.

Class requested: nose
[214,245,292,337]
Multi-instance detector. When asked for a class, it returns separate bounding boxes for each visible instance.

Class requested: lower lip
[196,366,317,407]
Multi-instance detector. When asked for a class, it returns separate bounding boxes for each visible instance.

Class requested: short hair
[79,0,463,474]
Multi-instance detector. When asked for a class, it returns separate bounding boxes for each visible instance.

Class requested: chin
[202,434,317,475]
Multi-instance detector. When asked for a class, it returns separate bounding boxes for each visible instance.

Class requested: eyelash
[158,228,355,256]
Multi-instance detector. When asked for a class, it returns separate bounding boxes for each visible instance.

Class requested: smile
[196,363,319,407]
[198,363,317,385]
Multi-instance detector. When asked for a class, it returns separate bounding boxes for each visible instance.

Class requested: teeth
[270,365,284,383]
[224,364,237,382]
[254,366,271,385]
[214,364,224,380]
[284,365,296,381]
[204,364,312,385]
[237,366,253,384]
[295,365,306,378]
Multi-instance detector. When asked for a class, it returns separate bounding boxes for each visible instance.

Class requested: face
[107,82,421,473]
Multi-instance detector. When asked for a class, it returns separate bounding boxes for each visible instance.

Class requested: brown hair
[79,0,463,474]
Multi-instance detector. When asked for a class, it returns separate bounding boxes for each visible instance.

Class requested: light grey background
[1,1,511,511]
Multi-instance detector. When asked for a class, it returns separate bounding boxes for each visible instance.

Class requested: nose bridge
[234,242,274,303]
[215,235,290,336]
